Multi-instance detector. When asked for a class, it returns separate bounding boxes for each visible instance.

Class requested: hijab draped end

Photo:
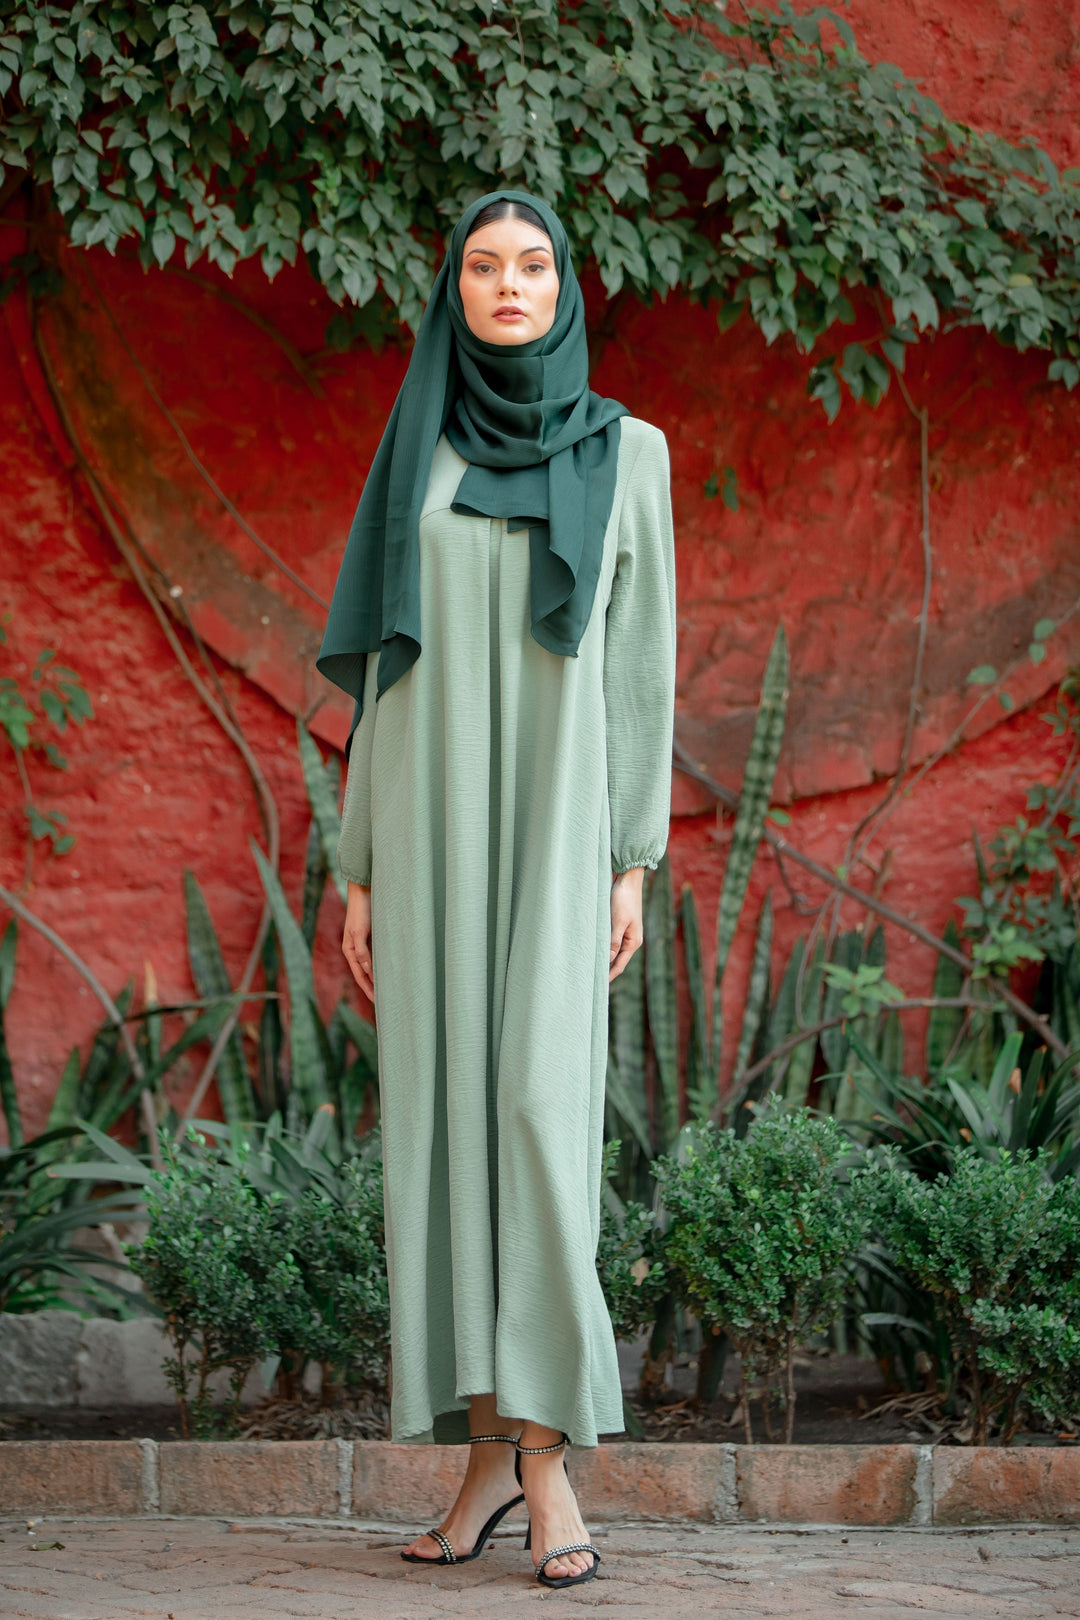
[529,621,583,659]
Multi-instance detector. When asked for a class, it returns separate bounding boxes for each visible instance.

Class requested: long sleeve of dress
[337,650,380,886]
[603,426,677,876]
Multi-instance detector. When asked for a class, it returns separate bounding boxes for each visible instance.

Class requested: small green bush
[596,1140,667,1347]
[127,1125,389,1437]
[654,1103,868,1441]
[863,1146,1080,1444]
[275,1160,388,1398]
[128,1151,300,1436]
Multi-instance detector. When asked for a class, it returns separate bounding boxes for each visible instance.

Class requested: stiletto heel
[400,1434,525,1565]
[515,1432,601,1590]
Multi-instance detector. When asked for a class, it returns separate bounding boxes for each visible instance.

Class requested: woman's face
[458,215,559,345]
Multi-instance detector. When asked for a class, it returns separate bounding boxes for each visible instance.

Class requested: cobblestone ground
[2,1517,1080,1618]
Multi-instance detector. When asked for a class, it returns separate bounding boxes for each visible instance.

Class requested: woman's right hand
[342,880,374,1002]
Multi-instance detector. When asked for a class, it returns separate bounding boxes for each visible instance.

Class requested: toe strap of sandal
[426,1527,456,1563]
[535,1541,601,1576]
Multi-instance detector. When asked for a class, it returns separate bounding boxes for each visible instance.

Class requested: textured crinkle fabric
[337,416,676,1447]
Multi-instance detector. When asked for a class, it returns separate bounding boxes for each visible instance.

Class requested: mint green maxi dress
[336,415,676,1447]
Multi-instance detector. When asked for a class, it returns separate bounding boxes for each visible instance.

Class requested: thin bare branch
[29,294,282,1137]
[81,260,330,610]
[672,737,1065,1056]
[719,995,981,1117]
[0,882,162,1167]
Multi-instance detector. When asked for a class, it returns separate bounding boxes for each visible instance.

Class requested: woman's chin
[481,320,536,345]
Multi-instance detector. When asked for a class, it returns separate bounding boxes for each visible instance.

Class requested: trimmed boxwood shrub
[862,1145,1080,1444]
[654,1102,869,1441]
[127,1124,389,1437]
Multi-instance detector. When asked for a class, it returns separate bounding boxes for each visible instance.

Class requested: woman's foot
[516,1422,596,1581]
[400,1429,523,1562]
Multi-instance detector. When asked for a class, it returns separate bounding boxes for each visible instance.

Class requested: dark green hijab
[316,188,629,758]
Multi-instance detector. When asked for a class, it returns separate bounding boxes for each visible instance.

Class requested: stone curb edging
[3,1440,1079,1526]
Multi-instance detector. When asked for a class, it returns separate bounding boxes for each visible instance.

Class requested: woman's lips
[494,307,524,320]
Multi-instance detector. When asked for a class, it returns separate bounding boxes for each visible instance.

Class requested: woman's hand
[609,867,645,982]
[343,880,374,1002]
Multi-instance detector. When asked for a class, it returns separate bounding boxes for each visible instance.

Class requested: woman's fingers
[609,880,644,981]
[609,916,643,982]
[342,921,375,1001]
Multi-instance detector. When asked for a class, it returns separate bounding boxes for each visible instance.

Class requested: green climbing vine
[1,0,1078,412]
[0,613,94,868]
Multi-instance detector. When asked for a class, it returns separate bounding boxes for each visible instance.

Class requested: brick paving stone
[573,1439,735,1522]
[935,1448,1080,1526]
[738,1443,918,1525]
[160,1441,342,1518]
[2,1518,1080,1618]
[0,1442,146,1515]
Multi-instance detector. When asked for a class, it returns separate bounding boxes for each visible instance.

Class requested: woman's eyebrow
[464,244,552,259]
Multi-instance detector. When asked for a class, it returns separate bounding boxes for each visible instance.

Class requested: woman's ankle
[467,1393,522,1443]
[517,1421,565,1449]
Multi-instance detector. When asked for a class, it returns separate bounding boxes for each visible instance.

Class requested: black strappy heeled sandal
[514,1431,602,1589]
[399,1433,525,1566]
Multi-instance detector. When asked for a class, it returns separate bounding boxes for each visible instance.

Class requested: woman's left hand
[609,867,645,981]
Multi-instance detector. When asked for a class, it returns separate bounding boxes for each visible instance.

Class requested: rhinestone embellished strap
[535,1541,600,1576]
[468,1433,519,1444]
[426,1527,455,1563]
[515,1432,568,1455]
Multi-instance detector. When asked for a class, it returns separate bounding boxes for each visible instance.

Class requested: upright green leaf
[609,915,648,1149]
[783,937,825,1109]
[75,994,129,1121]
[258,927,285,1119]
[926,918,965,1074]
[0,917,15,1010]
[680,885,712,1121]
[734,891,774,1085]
[1049,943,1080,1054]
[251,842,330,1117]
[183,870,256,1124]
[300,819,327,949]
[0,918,21,1148]
[140,961,162,1076]
[878,1009,904,1078]
[337,1001,379,1082]
[82,984,135,1134]
[338,1055,378,1146]
[604,1053,652,1159]
[987,1029,1024,1118]
[851,925,887,1060]
[325,998,348,1080]
[297,719,347,904]
[46,1048,82,1133]
[711,624,789,1094]
[645,853,679,1150]
[820,930,861,1079]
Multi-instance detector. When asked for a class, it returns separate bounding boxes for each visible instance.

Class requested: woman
[316,188,676,1589]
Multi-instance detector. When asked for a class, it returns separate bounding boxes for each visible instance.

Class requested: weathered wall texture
[1,0,1078,1136]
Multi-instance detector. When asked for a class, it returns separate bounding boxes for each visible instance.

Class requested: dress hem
[390,1396,627,1451]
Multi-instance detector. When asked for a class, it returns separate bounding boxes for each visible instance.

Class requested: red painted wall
[1,0,1077,1138]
